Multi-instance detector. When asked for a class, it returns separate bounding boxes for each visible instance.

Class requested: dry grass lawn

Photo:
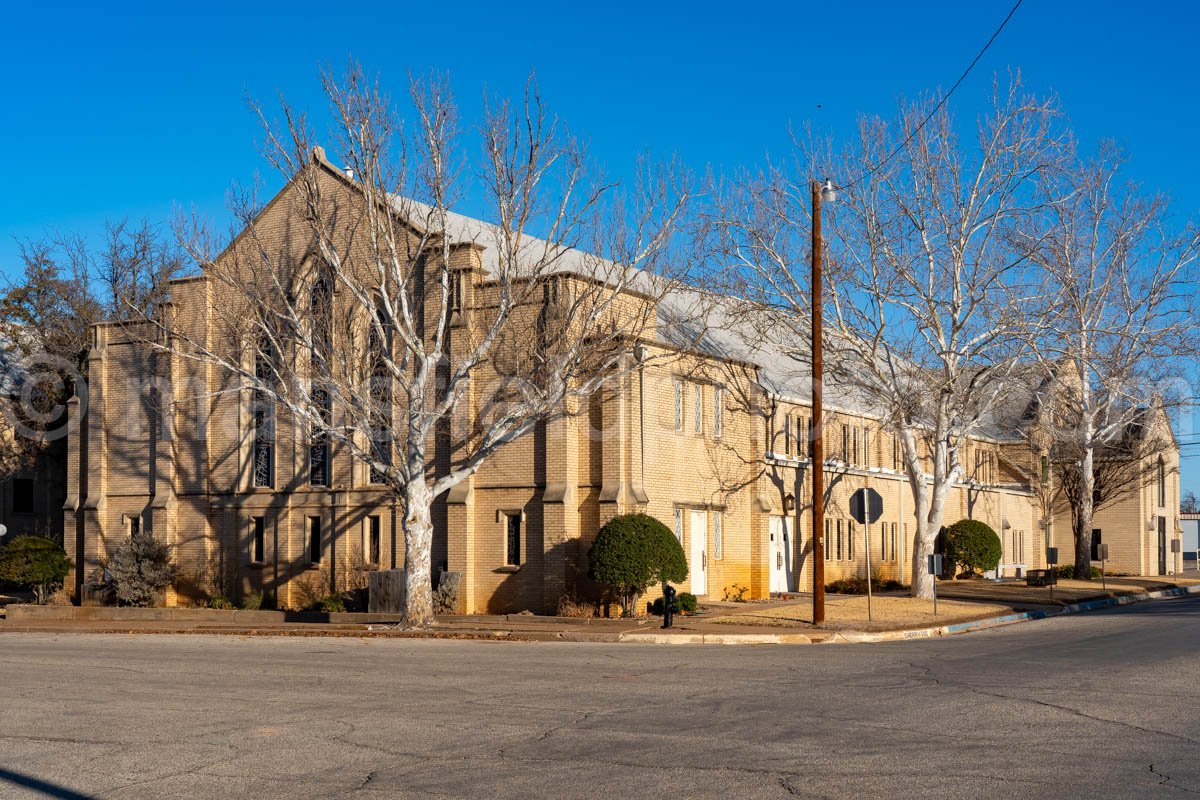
[710,593,1017,632]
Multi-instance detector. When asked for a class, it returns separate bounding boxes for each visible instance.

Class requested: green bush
[207,595,234,610]
[319,595,346,613]
[1054,564,1103,579]
[107,532,178,607]
[943,520,1002,576]
[826,576,905,594]
[240,591,263,610]
[649,591,699,615]
[588,513,688,617]
[0,535,72,604]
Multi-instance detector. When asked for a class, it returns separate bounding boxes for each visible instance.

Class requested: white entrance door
[769,515,796,593]
[690,510,708,596]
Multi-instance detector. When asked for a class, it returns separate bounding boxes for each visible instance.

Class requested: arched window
[368,298,393,484]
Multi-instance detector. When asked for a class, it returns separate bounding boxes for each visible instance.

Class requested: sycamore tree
[135,66,691,625]
[705,76,1066,598]
[1022,146,1200,578]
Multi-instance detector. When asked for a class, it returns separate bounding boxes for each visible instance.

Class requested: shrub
[943,520,1002,576]
[240,591,263,611]
[107,532,178,607]
[0,535,72,604]
[319,594,346,613]
[1054,564,1103,579]
[650,591,699,615]
[722,584,749,602]
[826,576,905,594]
[588,513,688,617]
[208,595,234,610]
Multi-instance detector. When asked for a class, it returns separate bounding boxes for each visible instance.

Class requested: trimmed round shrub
[0,535,72,604]
[588,513,688,617]
[943,519,1002,576]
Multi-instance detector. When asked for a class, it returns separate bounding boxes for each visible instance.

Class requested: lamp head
[820,178,838,204]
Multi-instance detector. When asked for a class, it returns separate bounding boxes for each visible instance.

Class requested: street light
[811,178,835,626]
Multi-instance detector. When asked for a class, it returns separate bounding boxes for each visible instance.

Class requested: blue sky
[3,0,1199,489]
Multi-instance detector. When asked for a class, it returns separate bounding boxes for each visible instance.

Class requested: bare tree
[134,66,690,625]
[1022,146,1200,578]
[705,76,1065,598]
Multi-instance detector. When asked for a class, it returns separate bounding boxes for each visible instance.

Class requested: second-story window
[674,380,684,432]
[253,335,277,488]
[693,384,703,435]
[713,387,723,439]
[309,386,331,487]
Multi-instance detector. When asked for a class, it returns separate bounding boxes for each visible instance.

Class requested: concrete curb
[5,584,1196,645]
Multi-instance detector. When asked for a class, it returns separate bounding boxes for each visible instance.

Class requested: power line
[841,0,1025,190]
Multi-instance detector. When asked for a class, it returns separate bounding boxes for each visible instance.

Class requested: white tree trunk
[402,483,436,626]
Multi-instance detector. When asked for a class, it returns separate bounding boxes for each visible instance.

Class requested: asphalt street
[1,596,1199,799]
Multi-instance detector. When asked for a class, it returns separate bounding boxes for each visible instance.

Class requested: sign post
[927,553,942,616]
[1046,547,1059,602]
[1097,543,1108,592]
[850,488,884,622]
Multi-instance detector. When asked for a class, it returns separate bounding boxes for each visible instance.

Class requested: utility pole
[811,179,835,625]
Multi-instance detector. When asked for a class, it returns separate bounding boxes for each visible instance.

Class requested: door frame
[690,510,707,596]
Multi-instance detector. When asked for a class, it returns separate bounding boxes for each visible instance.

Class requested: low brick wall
[4,605,403,625]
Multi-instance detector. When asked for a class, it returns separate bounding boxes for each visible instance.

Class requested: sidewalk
[3,575,1197,645]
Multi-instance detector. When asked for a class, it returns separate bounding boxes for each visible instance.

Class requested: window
[783,413,792,456]
[713,387,724,439]
[449,270,464,315]
[713,513,723,560]
[693,384,703,435]
[806,417,814,459]
[369,299,393,485]
[308,516,322,564]
[674,380,684,432]
[251,517,265,564]
[11,478,33,514]
[674,508,684,542]
[824,519,832,560]
[1091,529,1103,561]
[841,425,849,462]
[253,335,277,489]
[847,521,855,560]
[309,386,331,487]
[505,513,522,566]
[892,434,900,471]
[125,514,141,538]
[368,516,382,565]
[850,427,859,465]
[836,519,844,560]
[1041,454,1049,485]
[1012,529,1025,561]
[862,427,870,468]
[1158,457,1166,507]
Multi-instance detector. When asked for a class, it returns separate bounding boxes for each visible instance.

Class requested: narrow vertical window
[862,427,870,468]
[126,514,140,538]
[674,508,684,542]
[806,418,814,459]
[308,516,322,564]
[841,425,849,462]
[674,380,684,433]
[783,413,792,456]
[713,512,723,560]
[851,427,858,465]
[368,516,382,565]
[11,478,33,514]
[836,519,844,560]
[309,386,331,487]
[693,384,703,435]
[825,519,832,561]
[1158,457,1166,507]
[369,299,393,484]
[713,387,723,439]
[847,521,855,560]
[251,516,265,564]
[253,335,276,489]
[892,434,900,471]
[1041,454,1049,485]
[505,513,522,566]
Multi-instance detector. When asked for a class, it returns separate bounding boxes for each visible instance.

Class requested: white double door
[769,515,796,593]
[690,510,707,596]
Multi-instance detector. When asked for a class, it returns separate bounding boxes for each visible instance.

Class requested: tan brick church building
[57,155,1183,612]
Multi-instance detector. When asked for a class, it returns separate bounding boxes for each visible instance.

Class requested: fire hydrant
[661,584,678,629]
